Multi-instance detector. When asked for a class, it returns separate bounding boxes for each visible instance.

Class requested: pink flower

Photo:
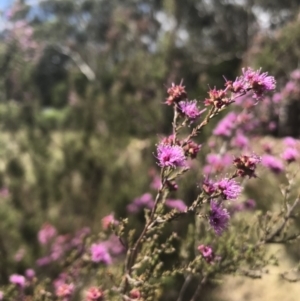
[268,121,277,131]
[262,143,272,154]
[231,131,249,149]
[9,274,25,288]
[232,77,246,93]
[183,140,201,159]
[203,178,242,200]
[209,201,230,236]
[14,248,25,262]
[291,69,300,80]
[262,155,284,174]
[36,256,52,266]
[25,269,35,280]
[0,187,9,198]
[178,100,204,120]
[272,93,281,103]
[165,199,187,211]
[71,227,91,248]
[237,112,257,132]
[53,273,68,290]
[127,193,154,213]
[202,178,216,195]
[204,153,232,175]
[90,243,112,264]
[283,137,298,147]
[233,154,261,178]
[150,175,161,190]
[198,245,215,263]
[101,214,117,230]
[282,148,299,163]
[244,199,256,210]
[241,67,276,99]
[38,223,57,245]
[284,81,297,93]
[102,235,125,255]
[204,88,228,107]
[213,112,237,137]
[129,289,141,299]
[166,82,187,105]
[214,178,242,200]
[56,283,74,299]
[50,235,69,261]
[198,244,213,257]
[156,144,186,168]
[86,287,104,301]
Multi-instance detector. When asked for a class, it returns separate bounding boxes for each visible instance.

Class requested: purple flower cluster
[127,193,154,213]
[280,136,300,163]
[1,67,284,298]
[213,112,237,137]
[38,223,57,245]
[261,155,284,174]
[203,177,242,201]
[178,100,204,121]
[280,70,300,99]
[156,143,187,168]
[209,201,230,236]
[86,287,104,301]
[183,140,202,159]
[165,199,187,211]
[283,137,298,147]
[203,153,232,175]
[214,178,242,200]
[14,248,25,262]
[90,243,112,264]
[102,235,125,255]
[9,274,26,288]
[55,283,74,299]
[90,234,125,264]
[231,131,249,149]
[166,82,187,105]
[90,234,125,265]
[233,67,276,99]
[25,269,35,280]
[281,148,299,163]
[233,154,261,178]
[37,227,90,266]
[197,245,215,263]
[101,213,118,230]
[204,88,229,108]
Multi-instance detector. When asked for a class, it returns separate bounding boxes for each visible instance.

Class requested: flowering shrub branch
[2,68,300,301]
[113,67,293,300]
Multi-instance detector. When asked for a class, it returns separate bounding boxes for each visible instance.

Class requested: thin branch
[54,45,96,81]
[177,274,192,301]
[281,270,300,283]
[265,232,300,244]
[190,275,207,301]
[264,195,300,244]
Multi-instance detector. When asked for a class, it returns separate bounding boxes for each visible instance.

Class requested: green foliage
[249,19,300,81]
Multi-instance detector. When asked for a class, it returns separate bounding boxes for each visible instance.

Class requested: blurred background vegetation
[0,0,300,298]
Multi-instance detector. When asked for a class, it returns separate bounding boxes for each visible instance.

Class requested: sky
[0,0,12,11]
[0,0,13,32]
